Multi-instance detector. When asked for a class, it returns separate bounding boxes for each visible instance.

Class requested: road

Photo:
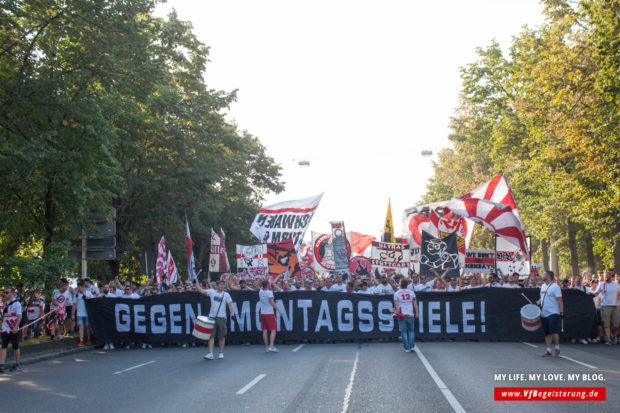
[0,341,618,413]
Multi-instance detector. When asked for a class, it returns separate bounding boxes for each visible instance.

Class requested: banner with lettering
[465,249,496,274]
[370,241,410,271]
[312,231,353,273]
[250,193,323,250]
[86,289,595,344]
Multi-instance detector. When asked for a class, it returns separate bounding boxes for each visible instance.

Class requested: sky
[155,0,546,241]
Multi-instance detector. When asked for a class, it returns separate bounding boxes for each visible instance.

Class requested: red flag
[352,232,376,254]
[446,198,528,256]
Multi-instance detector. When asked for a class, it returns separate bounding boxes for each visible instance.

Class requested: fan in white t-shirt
[258,280,282,352]
[536,271,564,357]
[196,280,236,360]
[393,279,419,353]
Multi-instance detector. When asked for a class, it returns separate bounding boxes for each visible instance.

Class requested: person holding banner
[196,280,236,360]
[259,280,283,352]
[537,270,564,357]
[393,279,419,353]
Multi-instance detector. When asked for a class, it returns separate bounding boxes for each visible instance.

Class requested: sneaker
[125,345,131,350]
[580,339,588,345]
[265,348,270,353]
[57,334,63,340]
[591,337,600,343]
[218,352,224,359]
[78,341,84,347]
[613,336,618,345]
[541,351,552,357]
[147,344,152,349]
[181,343,188,348]
[410,348,416,353]
[104,344,110,351]
[553,348,561,357]
[85,340,92,346]
[109,344,115,350]
[141,343,147,349]
[404,349,410,353]
[269,347,279,353]
[9,364,21,372]
[203,353,214,360]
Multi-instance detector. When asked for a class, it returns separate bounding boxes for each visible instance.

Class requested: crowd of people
[0,266,618,371]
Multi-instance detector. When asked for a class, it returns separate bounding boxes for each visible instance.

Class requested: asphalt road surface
[0,341,618,413]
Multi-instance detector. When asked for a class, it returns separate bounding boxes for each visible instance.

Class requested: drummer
[196,280,236,360]
[536,270,564,357]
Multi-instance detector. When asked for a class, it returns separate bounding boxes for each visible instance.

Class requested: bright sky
[156,0,545,240]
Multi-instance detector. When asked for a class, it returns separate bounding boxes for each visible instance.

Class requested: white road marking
[292,344,305,352]
[341,346,361,413]
[521,342,538,348]
[415,346,467,413]
[113,360,156,375]
[236,374,266,395]
[559,355,598,369]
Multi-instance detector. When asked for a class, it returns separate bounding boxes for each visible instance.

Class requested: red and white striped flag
[155,236,166,286]
[186,215,197,281]
[459,174,521,220]
[167,251,178,285]
[445,198,528,256]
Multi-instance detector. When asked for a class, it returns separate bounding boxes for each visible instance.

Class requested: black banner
[420,231,460,278]
[85,289,595,344]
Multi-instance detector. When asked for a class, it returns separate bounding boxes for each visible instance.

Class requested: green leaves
[423,0,619,273]
[0,1,283,282]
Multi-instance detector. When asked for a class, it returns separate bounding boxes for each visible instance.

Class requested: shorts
[77,316,90,326]
[1,332,19,350]
[600,306,619,329]
[260,314,277,331]
[213,317,227,340]
[542,314,561,335]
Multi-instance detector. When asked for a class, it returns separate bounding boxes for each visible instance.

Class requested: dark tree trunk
[567,218,579,277]
[108,260,121,280]
[541,238,549,272]
[43,182,55,252]
[583,231,596,273]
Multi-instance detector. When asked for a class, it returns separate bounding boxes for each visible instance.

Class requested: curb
[16,345,97,366]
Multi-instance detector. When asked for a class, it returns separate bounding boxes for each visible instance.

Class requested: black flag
[419,231,460,278]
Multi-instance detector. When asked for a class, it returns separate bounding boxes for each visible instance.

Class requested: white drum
[192,316,215,341]
[520,304,541,331]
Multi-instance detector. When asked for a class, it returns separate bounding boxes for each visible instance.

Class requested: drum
[192,316,215,341]
[520,304,541,331]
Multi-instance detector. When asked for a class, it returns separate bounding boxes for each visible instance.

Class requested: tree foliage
[422,0,619,275]
[0,0,283,286]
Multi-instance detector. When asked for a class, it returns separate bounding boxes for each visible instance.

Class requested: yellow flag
[383,199,395,243]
